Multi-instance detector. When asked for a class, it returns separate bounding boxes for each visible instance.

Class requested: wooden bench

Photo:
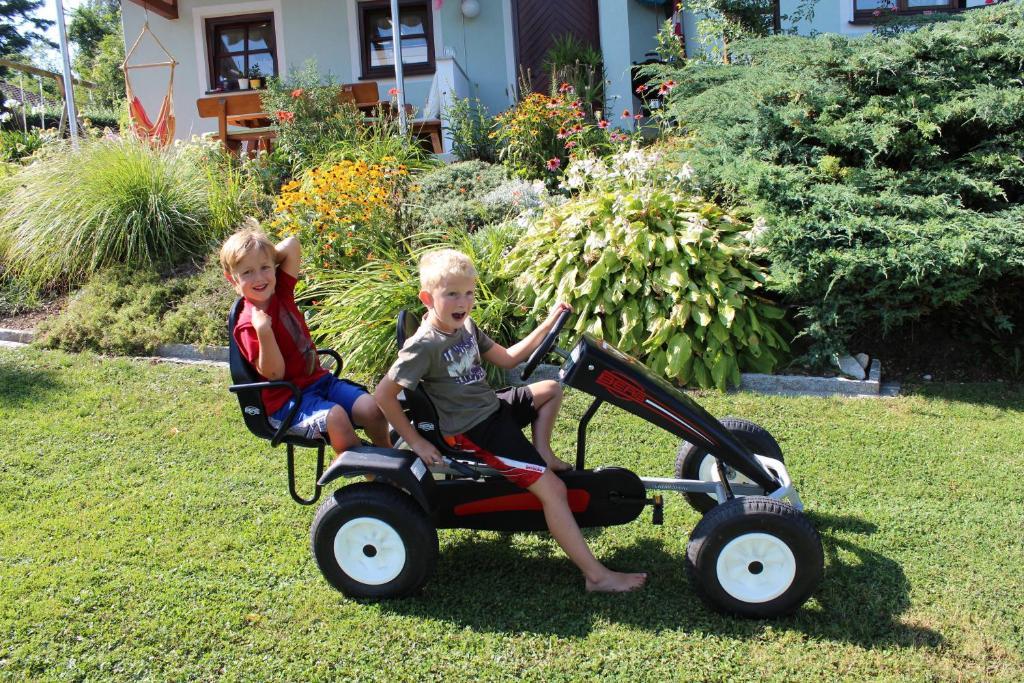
[195,91,275,156]
[197,83,443,156]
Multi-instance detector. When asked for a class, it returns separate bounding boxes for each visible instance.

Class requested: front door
[512,0,600,96]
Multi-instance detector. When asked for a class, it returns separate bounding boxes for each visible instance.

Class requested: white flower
[0,112,11,122]
[2,99,19,109]
[31,105,44,115]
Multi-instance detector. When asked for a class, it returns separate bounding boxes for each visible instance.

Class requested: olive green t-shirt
[387,317,500,435]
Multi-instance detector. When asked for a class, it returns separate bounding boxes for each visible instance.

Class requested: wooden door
[512,0,600,96]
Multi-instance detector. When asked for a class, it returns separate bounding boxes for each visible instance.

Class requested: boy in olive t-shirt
[373,249,646,593]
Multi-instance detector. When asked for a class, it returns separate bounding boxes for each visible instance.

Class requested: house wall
[121,0,513,139]
[599,0,661,126]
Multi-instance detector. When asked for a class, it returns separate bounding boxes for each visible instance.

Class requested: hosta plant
[507,147,788,390]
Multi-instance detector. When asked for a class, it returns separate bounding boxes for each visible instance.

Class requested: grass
[1,346,1022,681]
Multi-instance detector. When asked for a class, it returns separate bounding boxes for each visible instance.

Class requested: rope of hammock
[121,20,178,146]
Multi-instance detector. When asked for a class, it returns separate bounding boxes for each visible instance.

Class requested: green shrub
[0,136,266,293]
[406,161,519,232]
[299,224,526,384]
[507,148,788,390]
[646,2,1024,363]
[36,259,234,354]
[0,270,40,317]
[444,97,496,163]
[0,130,44,162]
[259,61,364,177]
[541,33,605,113]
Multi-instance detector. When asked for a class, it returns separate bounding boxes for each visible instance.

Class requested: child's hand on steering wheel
[544,302,573,327]
[410,437,443,467]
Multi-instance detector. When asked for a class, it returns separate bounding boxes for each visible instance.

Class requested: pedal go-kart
[228,302,824,618]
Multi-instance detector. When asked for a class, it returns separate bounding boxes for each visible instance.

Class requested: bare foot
[585,571,648,593]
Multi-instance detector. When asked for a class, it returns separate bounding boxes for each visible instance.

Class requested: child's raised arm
[482,302,572,369]
[275,237,301,278]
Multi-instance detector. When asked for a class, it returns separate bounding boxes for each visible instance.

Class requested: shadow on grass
[900,381,1024,410]
[0,361,65,407]
[378,512,941,650]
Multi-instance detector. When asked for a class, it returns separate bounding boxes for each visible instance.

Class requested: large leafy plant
[508,148,788,390]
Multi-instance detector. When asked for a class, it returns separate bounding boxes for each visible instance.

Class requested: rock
[855,353,870,371]
[832,354,867,381]
[923,374,932,381]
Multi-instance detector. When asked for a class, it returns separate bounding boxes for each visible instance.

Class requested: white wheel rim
[698,455,757,501]
[334,517,406,586]
[716,532,797,603]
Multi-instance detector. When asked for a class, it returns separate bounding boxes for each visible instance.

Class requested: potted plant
[248,64,263,90]
[237,74,250,90]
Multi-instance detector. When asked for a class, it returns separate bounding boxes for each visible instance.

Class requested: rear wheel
[675,418,784,513]
[310,482,438,599]
[686,496,823,618]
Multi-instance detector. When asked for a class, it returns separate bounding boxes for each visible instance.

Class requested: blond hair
[419,248,478,291]
[220,218,275,274]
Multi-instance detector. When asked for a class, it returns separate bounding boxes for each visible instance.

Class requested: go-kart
[227,301,824,618]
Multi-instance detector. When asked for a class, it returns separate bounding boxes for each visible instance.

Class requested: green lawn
[1,347,1022,681]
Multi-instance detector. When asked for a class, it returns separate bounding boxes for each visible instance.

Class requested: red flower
[598,119,609,129]
[388,87,400,96]
[558,82,572,93]
[290,89,304,98]
[546,157,561,171]
[621,109,631,119]
[635,84,648,94]
[275,110,295,123]
[633,113,643,121]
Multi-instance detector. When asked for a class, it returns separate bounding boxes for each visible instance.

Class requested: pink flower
[598,119,609,129]
[559,82,572,93]
[658,79,677,95]
[564,140,577,150]
[556,127,568,139]
[621,109,631,119]
[572,123,583,133]
[546,157,561,171]
[635,84,647,94]
[290,89,304,98]
[388,87,400,96]
[872,8,881,15]
[633,113,643,121]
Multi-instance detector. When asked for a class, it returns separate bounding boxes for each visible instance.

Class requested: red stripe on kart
[454,490,591,516]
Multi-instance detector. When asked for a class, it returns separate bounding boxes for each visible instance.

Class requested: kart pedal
[651,494,663,525]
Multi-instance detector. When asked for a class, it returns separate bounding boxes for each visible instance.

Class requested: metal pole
[38,76,45,128]
[54,0,79,146]
[389,0,408,135]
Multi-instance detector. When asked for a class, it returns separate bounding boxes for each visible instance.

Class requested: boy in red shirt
[221,224,390,455]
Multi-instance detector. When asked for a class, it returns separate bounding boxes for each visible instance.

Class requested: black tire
[310,482,438,599]
[675,417,784,513]
[686,496,823,618]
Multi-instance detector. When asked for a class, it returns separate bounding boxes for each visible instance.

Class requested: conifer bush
[645,2,1024,363]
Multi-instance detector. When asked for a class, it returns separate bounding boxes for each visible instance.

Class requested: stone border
[2,327,896,397]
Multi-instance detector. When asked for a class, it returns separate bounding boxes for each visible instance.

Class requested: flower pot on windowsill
[250,78,262,89]
[237,78,250,90]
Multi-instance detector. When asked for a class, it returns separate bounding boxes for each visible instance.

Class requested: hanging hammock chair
[121,21,178,146]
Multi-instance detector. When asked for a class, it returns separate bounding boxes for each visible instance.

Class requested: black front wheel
[310,482,438,599]
[686,496,823,618]
[675,417,784,513]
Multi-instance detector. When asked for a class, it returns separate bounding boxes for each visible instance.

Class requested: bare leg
[529,470,647,593]
[325,405,360,457]
[351,394,392,448]
[528,380,572,471]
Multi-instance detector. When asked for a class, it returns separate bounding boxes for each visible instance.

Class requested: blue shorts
[269,374,369,440]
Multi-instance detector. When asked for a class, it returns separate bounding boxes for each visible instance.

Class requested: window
[851,0,1001,20]
[358,0,435,79]
[205,13,277,91]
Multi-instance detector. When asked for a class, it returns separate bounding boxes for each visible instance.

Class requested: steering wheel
[520,308,572,381]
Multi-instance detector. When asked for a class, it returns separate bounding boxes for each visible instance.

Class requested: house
[119,1,997,151]
[119,0,667,152]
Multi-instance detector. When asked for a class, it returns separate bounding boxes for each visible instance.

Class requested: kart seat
[227,297,345,504]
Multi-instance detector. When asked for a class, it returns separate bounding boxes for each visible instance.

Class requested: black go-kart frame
[227,301,824,618]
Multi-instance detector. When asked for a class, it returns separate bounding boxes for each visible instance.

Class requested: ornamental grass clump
[0,137,222,292]
[508,147,788,390]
